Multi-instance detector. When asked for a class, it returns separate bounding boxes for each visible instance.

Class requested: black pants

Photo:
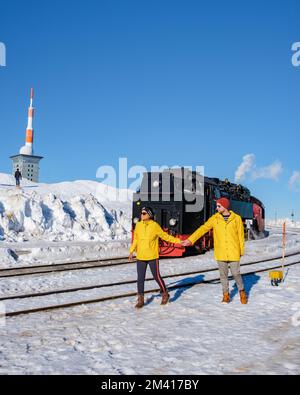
[137,259,167,295]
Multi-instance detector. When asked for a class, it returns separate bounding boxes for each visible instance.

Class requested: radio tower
[10,88,43,182]
[20,87,35,156]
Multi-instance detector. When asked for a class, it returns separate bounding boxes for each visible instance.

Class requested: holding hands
[181,239,192,247]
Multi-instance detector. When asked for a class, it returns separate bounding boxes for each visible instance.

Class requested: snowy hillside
[0,173,133,243]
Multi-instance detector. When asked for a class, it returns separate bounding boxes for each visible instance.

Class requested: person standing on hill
[15,169,22,188]
[181,198,248,304]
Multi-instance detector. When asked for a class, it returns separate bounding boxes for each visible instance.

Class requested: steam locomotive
[132,168,265,257]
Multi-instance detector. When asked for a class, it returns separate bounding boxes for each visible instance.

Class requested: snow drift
[0,173,133,243]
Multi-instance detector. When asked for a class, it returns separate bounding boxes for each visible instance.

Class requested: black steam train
[132,168,265,257]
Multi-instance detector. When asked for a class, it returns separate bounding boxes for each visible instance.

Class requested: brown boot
[135,294,144,309]
[222,292,230,303]
[161,292,170,305]
[239,290,248,305]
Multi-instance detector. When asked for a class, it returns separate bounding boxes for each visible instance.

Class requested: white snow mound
[0,173,133,243]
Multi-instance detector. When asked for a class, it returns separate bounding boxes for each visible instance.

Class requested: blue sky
[0,0,300,220]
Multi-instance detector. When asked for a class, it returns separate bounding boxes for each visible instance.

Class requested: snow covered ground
[0,229,300,375]
[0,239,131,269]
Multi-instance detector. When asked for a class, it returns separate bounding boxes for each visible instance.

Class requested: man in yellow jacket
[129,207,181,308]
[182,198,248,304]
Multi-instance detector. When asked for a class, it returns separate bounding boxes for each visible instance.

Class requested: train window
[214,188,221,199]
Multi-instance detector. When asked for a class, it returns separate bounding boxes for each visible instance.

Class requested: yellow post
[269,222,286,285]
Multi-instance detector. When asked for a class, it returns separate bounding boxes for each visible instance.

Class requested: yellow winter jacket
[130,220,181,261]
[188,211,245,262]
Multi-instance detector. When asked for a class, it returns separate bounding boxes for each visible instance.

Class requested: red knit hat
[216,198,230,209]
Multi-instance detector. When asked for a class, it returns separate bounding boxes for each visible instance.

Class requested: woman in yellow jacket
[129,207,181,308]
[182,198,248,304]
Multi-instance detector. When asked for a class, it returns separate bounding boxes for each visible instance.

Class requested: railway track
[2,245,300,279]
[0,256,135,278]
[3,254,300,318]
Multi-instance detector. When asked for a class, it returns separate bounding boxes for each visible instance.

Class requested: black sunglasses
[141,212,148,215]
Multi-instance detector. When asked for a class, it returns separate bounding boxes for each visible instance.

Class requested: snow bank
[266,218,300,228]
[0,173,132,243]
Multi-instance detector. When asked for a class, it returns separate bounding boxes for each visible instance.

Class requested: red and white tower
[20,88,35,155]
[11,88,43,182]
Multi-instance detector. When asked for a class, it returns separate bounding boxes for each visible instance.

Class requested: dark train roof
[137,168,262,205]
